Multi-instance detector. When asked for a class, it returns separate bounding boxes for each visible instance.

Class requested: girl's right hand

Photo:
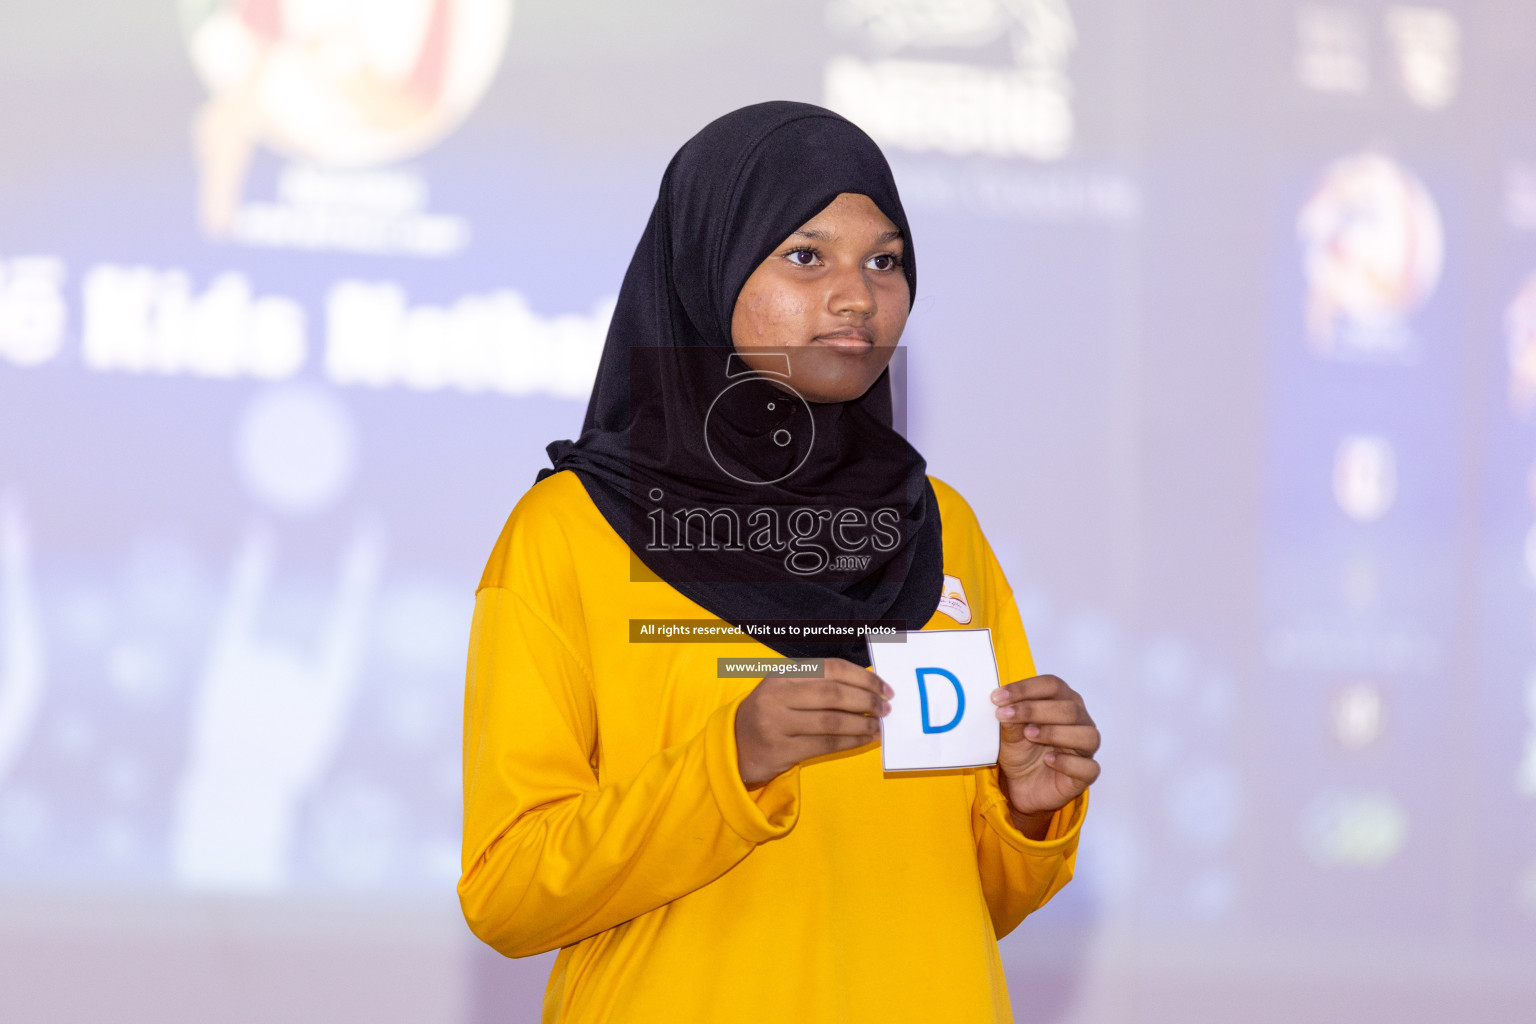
[733,658,892,787]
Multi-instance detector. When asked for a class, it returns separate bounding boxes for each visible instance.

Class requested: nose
[827,263,876,320]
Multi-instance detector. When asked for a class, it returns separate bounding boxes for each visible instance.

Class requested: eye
[866,252,903,272]
[784,247,820,267]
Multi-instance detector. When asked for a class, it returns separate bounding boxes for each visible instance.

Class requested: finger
[991,674,1079,707]
[785,708,884,738]
[787,678,889,717]
[811,733,879,757]
[999,720,1032,746]
[1020,724,1101,755]
[994,699,1082,725]
[1043,751,1101,786]
[823,658,893,699]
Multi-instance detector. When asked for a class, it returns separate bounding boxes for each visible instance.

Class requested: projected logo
[182,0,513,256]
[1332,435,1397,523]
[1298,790,1407,868]
[1294,7,1460,109]
[173,385,385,892]
[1298,153,1444,360]
[824,0,1076,160]
[1506,273,1536,419]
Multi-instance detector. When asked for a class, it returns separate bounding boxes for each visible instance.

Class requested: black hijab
[538,101,942,664]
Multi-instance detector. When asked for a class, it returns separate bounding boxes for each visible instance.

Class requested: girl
[460,101,1100,1024]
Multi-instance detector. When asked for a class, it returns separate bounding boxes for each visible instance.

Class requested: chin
[788,346,891,403]
[800,373,884,404]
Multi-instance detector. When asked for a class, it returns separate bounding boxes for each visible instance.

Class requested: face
[730,191,910,403]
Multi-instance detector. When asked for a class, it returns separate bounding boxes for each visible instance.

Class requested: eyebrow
[789,228,904,244]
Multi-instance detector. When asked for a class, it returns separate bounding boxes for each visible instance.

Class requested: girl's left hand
[990,674,1101,838]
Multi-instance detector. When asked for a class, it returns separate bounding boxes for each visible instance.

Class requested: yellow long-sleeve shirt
[460,469,1086,1023]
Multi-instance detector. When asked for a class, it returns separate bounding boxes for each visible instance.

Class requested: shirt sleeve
[458,585,801,958]
[966,532,1088,940]
[971,768,1087,939]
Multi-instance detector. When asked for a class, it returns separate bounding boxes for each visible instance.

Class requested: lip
[811,329,875,350]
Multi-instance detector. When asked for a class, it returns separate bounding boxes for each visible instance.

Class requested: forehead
[791,192,903,242]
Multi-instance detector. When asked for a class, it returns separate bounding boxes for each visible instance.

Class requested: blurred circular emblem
[182,0,512,238]
[1297,153,1444,359]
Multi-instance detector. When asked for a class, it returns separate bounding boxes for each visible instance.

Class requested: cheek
[873,282,911,339]
[735,280,814,345]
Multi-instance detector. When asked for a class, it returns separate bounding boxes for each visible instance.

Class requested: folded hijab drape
[538,100,942,664]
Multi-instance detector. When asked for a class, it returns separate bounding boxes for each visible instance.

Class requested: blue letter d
[916,667,964,734]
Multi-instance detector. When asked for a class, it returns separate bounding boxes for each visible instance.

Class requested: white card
[870,628,1002,772]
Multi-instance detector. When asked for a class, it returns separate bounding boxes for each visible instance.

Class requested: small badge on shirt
[936,574,972,624]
